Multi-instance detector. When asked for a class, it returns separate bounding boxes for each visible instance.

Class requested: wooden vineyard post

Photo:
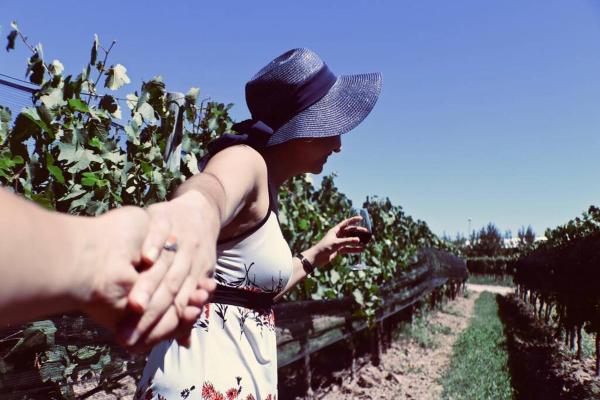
[378,320,385,354]
[383,318,392,352]
[576,325,583,360]
[344,317,357,380]
[370,325,381,366]
[299,335,314,399]
[370,309,383,366]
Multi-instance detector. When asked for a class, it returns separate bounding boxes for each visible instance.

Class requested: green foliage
[542,205,600,248]
[278,177,440,318]
[0,25,233,398]
[512,205,600,372]
[441,293,515,400]
[1,23,447,397]
[0,30,233,214]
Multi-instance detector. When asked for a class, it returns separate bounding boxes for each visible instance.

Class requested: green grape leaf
[47,165,65,184]
[67,98,89,113]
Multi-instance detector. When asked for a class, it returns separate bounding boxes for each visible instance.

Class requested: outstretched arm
[122,145,267,347]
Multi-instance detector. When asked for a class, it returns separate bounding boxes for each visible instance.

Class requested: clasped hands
[76,191,218,351]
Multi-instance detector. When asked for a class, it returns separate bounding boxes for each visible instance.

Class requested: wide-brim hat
[244,48,382,146]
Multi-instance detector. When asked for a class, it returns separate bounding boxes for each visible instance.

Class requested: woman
[134,48,381,399]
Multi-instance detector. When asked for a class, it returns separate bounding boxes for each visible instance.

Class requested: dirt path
[317,292,481,400]
[466,283,514,295]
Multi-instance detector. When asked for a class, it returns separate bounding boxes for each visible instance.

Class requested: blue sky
[2,1,600,237]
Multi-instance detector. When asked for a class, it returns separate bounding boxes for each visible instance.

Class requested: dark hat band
[199,64,337,171]
[265,63,337,131]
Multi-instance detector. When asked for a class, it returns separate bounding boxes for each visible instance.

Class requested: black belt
[209,284,276,310]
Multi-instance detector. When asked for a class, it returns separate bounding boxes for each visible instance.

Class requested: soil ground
[316,292,480,400]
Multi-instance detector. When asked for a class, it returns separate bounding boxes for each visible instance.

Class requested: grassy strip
[441,292,514,400]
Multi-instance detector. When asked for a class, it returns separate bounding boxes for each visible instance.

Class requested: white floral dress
[135,192,293,400]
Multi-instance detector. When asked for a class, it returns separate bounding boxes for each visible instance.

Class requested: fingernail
[145,247,159,263]
[192,307,202,319]
[121,328,141,347]
[134,292,150,310]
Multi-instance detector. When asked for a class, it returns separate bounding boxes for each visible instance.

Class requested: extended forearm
[174,172,228,233]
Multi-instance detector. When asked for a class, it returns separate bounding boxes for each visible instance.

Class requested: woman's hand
[118,190,219,348]
[311,215,367,268]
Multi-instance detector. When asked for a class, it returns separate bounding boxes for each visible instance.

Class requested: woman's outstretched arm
[122,145,267,347]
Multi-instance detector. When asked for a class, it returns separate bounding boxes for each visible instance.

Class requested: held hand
[312,216,366,267]
[119,191,219,348]
[76,206,149,332]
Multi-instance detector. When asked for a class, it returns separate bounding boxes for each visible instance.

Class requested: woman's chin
[312,164,324,174]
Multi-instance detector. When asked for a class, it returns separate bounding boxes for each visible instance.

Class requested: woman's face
[296,135,342,174]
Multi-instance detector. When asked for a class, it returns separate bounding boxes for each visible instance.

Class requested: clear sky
[1,1,600,238]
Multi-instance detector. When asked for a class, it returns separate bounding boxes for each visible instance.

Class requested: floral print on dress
[134,378,195,400]
[200,377,276,400]
[194,304,211,332]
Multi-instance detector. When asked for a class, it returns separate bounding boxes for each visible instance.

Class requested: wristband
[296,253,315,275]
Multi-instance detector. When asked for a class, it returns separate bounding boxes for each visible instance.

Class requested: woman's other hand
[311,216,366,267]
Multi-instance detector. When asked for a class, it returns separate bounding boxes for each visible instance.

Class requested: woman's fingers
[174,306,202,348]
[127,240,177,314]
[337,215,362,231]
[140,207,172,266]
[119,302,203,352]
[340,224,369,236]
[141,305,200,348]
[334,236,361,248]
[189,288,211,308]
[173,276,198,318]
[119,250,192,346]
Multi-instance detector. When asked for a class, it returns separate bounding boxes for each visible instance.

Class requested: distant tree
[453,232,467,248]
[469,223,504,257]
[517,225,536,249]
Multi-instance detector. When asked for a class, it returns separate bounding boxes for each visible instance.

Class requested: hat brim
[265,72,382,146]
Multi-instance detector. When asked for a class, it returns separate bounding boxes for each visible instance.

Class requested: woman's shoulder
[205,144,267,176]
[207,144,265,165]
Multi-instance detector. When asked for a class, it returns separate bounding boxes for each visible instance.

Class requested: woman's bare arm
[122,145,267,346]
[273,216,365,302]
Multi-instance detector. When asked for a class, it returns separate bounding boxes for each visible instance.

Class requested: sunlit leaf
[48,59,64,76]
[104,63,130,90]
